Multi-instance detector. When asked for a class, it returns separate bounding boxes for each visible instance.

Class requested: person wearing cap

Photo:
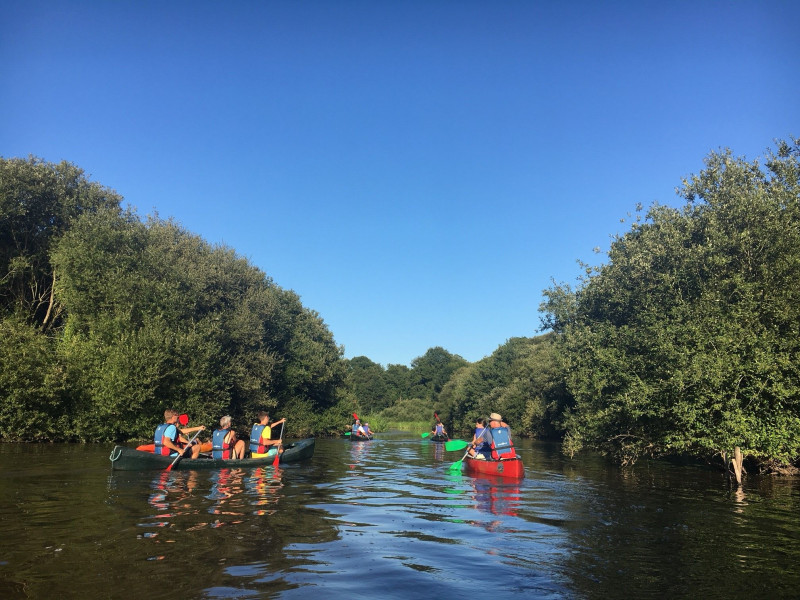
[153,408,205,458]
[249,411,286,458]
[212,415,246,459]
[486,412,516,460]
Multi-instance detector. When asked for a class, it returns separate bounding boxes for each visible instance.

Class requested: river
[1,433,798,599]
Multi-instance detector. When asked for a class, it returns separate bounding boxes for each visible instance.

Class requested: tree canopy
[542,139,800,469]
[0,157,348,441]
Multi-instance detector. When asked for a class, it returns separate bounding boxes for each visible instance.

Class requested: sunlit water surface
[1,434,798,599]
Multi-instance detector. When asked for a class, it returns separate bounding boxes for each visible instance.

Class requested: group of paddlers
[153,408,286,460]
[351,418,374,437]
[467,412,515,460]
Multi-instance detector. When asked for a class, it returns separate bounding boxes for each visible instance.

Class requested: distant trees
[542,139,800,469]
[0,157,348,441]
[437,335,569,439]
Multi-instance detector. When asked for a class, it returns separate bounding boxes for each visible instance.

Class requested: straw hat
[489,412,502,421]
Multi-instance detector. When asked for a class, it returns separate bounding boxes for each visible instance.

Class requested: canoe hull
[110,438,315,471]
[350,434,373,442]
[429,434,449,442]
[463,455,524,479]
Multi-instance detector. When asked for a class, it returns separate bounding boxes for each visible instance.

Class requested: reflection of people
[212,415,246,459]
[468,418,490,459]
[154,409,204,459]
[486,412,515,459]
[249,412,286,458]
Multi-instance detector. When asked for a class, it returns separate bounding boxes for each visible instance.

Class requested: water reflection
[468,474,521,518]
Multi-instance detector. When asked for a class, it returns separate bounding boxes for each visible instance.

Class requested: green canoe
[109,438,315,471]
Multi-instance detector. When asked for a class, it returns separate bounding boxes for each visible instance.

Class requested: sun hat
[489,412,502,421]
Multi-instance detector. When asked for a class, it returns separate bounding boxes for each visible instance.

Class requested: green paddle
[444,439,469,452]
[344,432,351,436]
[449,445,472,472]
[421,432,431,438]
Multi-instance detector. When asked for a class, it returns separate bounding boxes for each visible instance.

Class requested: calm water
[1,433,798,599]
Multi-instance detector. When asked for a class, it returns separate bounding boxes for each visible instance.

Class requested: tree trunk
[731,446,744,486]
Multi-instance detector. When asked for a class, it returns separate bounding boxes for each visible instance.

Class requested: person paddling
[431,416,448,439]
[154,408,205,459]
[249,412,286,458]
[212,415,246,459]
[468,417,490,459]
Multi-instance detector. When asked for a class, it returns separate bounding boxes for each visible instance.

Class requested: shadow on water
[1,436,799,599]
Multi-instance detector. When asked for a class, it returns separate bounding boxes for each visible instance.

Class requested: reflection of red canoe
[463,455,524,479]
[136,442,213,453]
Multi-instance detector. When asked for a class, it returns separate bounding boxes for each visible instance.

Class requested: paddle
[444,439,469,452]
[165,428,202,472]
[421,432,431,438]
[273,421,285,467]
[449,445,471,472]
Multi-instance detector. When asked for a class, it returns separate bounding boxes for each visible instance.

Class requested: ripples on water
[1,436,799,599]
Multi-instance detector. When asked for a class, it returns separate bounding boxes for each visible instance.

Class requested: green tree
[0,157,121,328]
[542,139,800,468]
[347,356,390,412]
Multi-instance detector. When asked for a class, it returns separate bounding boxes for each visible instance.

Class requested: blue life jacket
[250,424,268,454]
[435,423,444,435]
[489,426,515,459]
[474,427,490,453]
[154,423,177,456]
[212,428,232,459]
[352,423,359,434]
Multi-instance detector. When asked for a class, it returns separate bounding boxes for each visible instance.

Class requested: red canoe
[463,455,524,479]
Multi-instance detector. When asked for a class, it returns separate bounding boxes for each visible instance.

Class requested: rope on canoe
[109,446,123,463]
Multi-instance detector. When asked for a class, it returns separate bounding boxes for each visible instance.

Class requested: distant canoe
[463,455,524,479]
[110,438,315,471]
[429,434,449,442]
[349,433,373,442]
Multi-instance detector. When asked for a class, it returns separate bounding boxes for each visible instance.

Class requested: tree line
[3,139,798,475]
[0,157,348,441]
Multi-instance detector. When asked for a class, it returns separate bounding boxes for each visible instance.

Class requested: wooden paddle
[165,429,202,472]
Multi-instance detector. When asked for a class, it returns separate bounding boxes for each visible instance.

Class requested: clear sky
[2,1,798,366]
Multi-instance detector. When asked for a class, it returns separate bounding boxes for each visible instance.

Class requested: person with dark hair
[249,411,286,458]
[468,417,490,459]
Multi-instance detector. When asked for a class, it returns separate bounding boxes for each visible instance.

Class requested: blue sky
[3,1,798,366]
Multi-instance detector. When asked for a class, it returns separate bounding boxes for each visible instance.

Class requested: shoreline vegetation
[2,139,799,478]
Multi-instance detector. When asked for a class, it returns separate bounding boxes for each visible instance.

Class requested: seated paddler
[212,415,246,459]
[154,408,205,459]
[250,411,286,458]
[486,412,516,460]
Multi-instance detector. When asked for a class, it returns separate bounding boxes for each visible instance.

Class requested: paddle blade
[445,439,469,452]
[421,432,430,438]
[178,413,189,426]
[449,460,464,472]
[273,449,280,467]
[344,432,351,436]
[352,412,359,420]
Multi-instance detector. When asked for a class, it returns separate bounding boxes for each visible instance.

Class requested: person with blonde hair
[154,408,204,459]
